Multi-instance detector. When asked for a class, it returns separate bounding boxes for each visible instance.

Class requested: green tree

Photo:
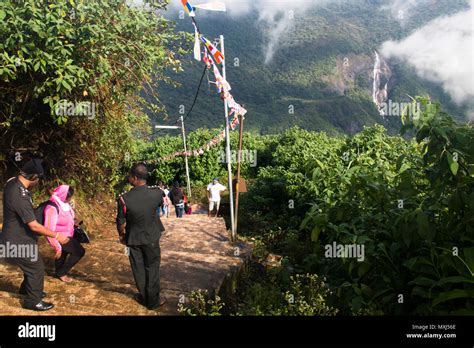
[0,0,190,192]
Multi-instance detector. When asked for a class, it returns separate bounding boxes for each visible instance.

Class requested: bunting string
[152,1,246,162]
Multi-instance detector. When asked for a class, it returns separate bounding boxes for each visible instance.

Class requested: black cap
[21,158,44,177]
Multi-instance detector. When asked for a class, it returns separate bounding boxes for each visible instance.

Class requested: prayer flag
[181,0,196,17]
[201,36,224,64]
[193,23,201,61]
[213,64,231,93]
[230,113,239,130]
[203,52,212,69]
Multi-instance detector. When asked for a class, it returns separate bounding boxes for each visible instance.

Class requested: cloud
[381,0,474,107]
[467,108,474,120]
[255,2,307,64]
[230,0,323,64]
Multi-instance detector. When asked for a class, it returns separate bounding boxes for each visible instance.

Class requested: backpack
[34,200,59,225]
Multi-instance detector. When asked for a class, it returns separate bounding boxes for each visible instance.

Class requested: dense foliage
[175,98,473,315]
[138,128,277,187]
[0,0,189,192]
[180,273,338,316]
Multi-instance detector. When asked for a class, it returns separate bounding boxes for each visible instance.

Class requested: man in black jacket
[116,163,166,310]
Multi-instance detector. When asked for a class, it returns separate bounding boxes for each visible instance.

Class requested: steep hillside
[154,0,470,135]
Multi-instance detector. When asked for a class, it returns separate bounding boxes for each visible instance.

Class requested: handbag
[73,226,90,244]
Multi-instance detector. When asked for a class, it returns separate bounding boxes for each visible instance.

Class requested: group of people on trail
[0,158,229,312]
[0,160,167,312]
[0,159,85,311]
[157,177,227,218]
[155,181,192,219]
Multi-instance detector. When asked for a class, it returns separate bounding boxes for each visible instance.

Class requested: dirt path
[0,205,252,315]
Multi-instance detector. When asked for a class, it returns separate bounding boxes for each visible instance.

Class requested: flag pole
[234,112,245,236]
[155,122,191,197]
[180,115,192,198]
[220,34,236,242]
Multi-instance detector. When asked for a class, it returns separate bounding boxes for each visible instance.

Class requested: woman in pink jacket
[44,185,85,283]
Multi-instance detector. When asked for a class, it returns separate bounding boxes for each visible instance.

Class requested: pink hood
[51,184,70,202]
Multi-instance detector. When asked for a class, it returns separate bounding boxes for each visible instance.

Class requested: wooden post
[234,113,245,236]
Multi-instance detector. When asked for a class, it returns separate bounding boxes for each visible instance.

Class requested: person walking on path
[169,182,184,219]
[162,184,170,218]
[116,163,167,310]
[0,159,69,311]
[156,182,170,218]
[207,178,226,217]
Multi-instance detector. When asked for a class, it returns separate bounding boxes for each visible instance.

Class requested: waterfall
[372,50,391,116]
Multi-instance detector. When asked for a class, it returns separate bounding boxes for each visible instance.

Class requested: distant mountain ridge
[154,0,470,135]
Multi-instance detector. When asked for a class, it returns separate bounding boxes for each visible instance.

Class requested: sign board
[233,177,247,193]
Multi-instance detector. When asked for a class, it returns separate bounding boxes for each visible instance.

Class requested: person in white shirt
[207,178,226,217]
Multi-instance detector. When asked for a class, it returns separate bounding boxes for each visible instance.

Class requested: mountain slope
[154,0,470,135]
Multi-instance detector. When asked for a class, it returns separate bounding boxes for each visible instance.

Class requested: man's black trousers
[128,240,161,309]
[8,245,45,307]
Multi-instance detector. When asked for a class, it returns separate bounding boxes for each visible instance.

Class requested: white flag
[194,2,226,12]
[193,23,201,61]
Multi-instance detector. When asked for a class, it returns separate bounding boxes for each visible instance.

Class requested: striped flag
[201,36,224,64]
[181,0,196,17]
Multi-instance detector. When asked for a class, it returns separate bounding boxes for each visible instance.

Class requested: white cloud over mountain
[381,0,474,109]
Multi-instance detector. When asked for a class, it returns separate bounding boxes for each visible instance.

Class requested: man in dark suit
[116,163,166,310]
